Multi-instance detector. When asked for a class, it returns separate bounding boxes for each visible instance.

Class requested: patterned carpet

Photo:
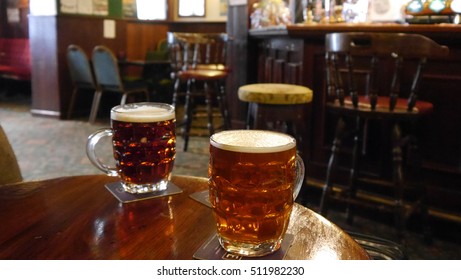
[1,88,460,260]
[0,102,210,181]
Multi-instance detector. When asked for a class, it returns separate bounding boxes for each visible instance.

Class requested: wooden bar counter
[239,23,461,222]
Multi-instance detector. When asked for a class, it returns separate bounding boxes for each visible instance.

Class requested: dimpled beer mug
[209,130,305,257]
[86,102,176,194]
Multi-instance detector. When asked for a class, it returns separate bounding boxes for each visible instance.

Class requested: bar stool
[167,32,231,151]
[238,83,313,148]
[320,32,449,241]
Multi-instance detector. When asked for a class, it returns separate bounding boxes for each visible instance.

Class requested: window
[178,0,205,17]
[137,0,167,20]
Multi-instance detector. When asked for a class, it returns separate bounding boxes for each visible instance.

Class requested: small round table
[0,174,369,260]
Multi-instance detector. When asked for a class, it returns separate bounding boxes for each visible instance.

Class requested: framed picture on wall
[178,0,205,17]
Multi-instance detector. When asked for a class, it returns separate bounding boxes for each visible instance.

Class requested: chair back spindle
[167,32,229,73]
[325,32,448,117]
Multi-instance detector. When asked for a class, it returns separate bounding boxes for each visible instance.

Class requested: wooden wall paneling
[166,0,175,21]
[58,16,125,57]
[167,22,225,33]
[0,0,29,38]
[417,45,461,174]
[303,41,329,177]
[56,16,127,118]
[125,22,168,59]
[17,6,29,38]
[0,1,5,37]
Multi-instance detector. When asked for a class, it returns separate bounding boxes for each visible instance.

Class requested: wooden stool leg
[216,80,230,129]
[172,77,180,108]
[408,135,432,243]
[320,117,346,216]
[245,103,254,129]
[291,105,308,154]
[204,82,214,136]
[292,118,307,154]
[346,116,362,225]
[392,123,405,240]
[182,79,193,151]
[254,104,266,130]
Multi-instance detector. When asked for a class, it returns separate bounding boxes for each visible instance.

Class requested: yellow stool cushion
[238,83,313,105]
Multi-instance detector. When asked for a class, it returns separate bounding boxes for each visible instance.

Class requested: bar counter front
[237,23,461,221]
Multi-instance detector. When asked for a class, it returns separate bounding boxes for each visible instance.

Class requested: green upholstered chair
[91,45,150,123]
[66,44,97,121]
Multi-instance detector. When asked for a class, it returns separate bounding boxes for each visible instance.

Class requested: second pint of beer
[209,130,304,257]
[87,103,176,194]
[111,103,176,193]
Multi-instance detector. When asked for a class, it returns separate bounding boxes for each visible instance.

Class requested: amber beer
[209,130,304,257]
[87,103,176,194]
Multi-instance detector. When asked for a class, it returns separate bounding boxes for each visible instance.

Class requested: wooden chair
[167,32,231,151]
[237,39,313,153]
[0,124,22,185]
[91,45,150,123]
[66,44,97,120]
[320,32,449,240]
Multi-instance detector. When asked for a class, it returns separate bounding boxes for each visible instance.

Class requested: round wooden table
[0,175,369,260]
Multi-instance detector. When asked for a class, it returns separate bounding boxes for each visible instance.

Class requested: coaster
[193,234,294,260]
[189,190,211,208]
[105,181,183,203]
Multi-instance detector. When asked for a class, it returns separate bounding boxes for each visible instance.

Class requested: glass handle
[86,128,118,177]
[293,154,305,200]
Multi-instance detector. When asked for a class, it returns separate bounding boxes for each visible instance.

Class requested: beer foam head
[210,130,296,153]
[111,103,175,123]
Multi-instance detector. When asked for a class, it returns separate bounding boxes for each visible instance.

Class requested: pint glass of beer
[86,102,176,194]
[209,130,305,257]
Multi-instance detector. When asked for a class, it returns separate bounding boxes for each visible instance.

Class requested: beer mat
[189,190,211,208]
[105,181,183,203]
[193,234,294,260]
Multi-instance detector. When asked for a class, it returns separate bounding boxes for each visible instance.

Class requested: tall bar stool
[238,38,313,153]
[167,32,231,151]
[238,83,313,148]
[320,32,449,240]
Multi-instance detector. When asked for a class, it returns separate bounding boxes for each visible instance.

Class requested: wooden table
[0,175,369,260]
